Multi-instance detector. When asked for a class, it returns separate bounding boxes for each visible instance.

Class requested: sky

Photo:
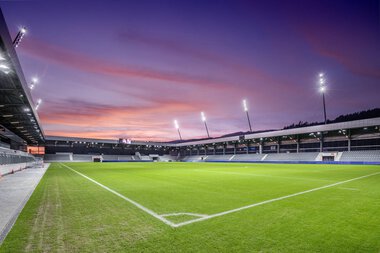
[1,0,379,141]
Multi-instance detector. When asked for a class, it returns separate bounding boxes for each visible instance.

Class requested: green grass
[1,162,380,252]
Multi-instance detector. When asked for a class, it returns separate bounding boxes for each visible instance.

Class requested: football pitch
[1,162,380,252]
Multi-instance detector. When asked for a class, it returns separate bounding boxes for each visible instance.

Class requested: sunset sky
[1,0,379,141]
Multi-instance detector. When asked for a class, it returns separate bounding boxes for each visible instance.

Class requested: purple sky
[1,0,379,141]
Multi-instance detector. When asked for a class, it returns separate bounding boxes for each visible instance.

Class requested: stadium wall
[0,148,36,176]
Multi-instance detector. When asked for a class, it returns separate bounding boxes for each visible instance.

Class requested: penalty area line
[59,163,177,228]
[173,171,380,228]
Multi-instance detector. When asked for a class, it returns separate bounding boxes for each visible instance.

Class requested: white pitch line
[173,171,380,227]
[339,187,360,191]
[60,163,176,228]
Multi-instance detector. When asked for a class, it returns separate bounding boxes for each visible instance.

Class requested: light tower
[242,99,252,132]
[201,112,210,138]
[29,77,39,90]
[318,73,327,124]
[13,27,27,48]
[174,119,182,140]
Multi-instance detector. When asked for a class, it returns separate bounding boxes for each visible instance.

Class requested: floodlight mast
[174,120,182,140]
[13,26,27,48]
[242,99,252,132]
[201,112,210,138]
[318,73,327,124]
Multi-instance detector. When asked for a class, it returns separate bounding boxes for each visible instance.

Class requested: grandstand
[0,10,42,177]
[41,117,380,164]
[0,10,48,248]
[340,150,380,162]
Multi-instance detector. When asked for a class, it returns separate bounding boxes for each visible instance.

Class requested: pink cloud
[39,98,209,140]
[20,37,241,91]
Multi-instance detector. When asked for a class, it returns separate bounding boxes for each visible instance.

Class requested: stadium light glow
[242,99,252,132]
[317,73,327,124]
[30,76,39,90]
[201,112,210,138]
[174,119,182,140]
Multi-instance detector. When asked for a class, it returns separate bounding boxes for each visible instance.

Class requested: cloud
[298,24,380,79]
[38,98,208,140]
[20,37,240,91]
[120,31,282,85]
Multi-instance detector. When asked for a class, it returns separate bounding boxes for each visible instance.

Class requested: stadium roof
[0,9,45,145]
[45,135,171,147]
[173,117,380,147]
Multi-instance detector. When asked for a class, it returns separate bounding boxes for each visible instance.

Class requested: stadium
[1,2,380,253]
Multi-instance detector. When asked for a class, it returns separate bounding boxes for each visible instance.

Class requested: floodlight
[30,77,39,90]
[200,111,210,138]
[13,26,27,48]
[173,119,182,140]
[35,99,42,110]
[242,99,252,132]
[201,112,206,122]
[32,77,39,84]
[242,99,248,112]
[317,72,327,124]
